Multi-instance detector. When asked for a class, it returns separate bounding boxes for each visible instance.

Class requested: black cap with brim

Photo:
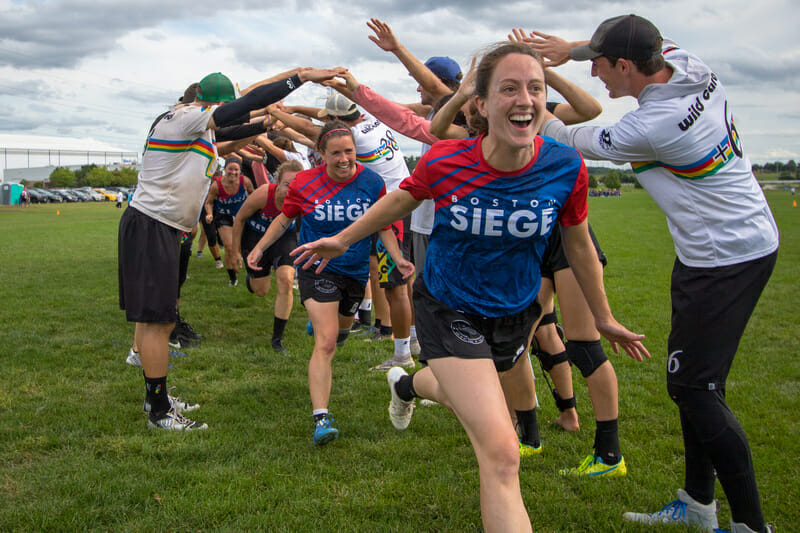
[570,14,662,62]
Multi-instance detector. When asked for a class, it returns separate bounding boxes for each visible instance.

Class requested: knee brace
[533,347,569,373]
[537,309,558,329]
[566,340,608,378]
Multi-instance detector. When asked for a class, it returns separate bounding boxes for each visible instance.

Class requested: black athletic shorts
[118,206,180,323]
[666,250,776,390]
[297,268,365,317]
[200,214,218,247]
[541,223,607,280]
[215,213,235,228]
[413,277,542,372]
[241,225,297,279]
[374,215,411,289]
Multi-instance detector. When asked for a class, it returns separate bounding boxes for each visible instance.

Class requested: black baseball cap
[570,14,662,61]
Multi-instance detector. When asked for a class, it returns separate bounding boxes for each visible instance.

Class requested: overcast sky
[0,0,797,164]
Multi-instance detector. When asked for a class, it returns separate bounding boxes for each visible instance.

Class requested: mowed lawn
[1,189,798,532]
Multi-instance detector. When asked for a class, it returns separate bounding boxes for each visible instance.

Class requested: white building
[0,133,139,183]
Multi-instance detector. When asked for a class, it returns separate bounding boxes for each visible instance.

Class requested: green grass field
[1,190,798,532]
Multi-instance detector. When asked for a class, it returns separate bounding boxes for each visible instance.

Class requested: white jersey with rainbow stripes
[131,104,219,232]
[542,39,778,268]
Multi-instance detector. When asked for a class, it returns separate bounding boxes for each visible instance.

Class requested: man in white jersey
[530,15,777,533]
[119,67,343,431]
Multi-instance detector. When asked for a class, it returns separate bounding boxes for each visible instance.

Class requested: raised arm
[231,186,268,271]
[366,18,453,106]
[545,68,602,125]
[269,104,322,140]
[428,58,475,140]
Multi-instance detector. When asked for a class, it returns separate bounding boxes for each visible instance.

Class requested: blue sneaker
[623,489,718,529]
[312,415,338,446]
[306,320,314,336]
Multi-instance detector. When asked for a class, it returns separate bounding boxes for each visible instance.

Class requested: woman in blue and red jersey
[231,160,303,353]
[204,157,254,286]
[247,120,413,446]
[292,43,649,532]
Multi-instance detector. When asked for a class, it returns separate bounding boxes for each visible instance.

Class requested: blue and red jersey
[282,163,386,284]
[213,175,247,216]
[246,183,282,234]
[399,135,588,317]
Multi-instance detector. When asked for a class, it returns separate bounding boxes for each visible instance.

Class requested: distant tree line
[29,164,139,189]
[753,160,798,179]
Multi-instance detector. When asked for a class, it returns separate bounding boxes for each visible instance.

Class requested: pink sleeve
[354,85,440,145]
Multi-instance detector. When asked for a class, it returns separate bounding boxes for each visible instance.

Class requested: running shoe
[519,440,543,457]
[370,355,414,372]
[215,259,224,269]
[125,348,141,367]
[176,315,202,339]
[719,523,775,533]
[271,338,287,353]
[143,387,200,413]
[312,415,339,446]
[229,278,238,287]
[561,454,627,478]
[364,330,393,342]
[387,367,415,430]
[354,325,379,337]
[147,407,207,431]
[623,488,719,529]
[409,337,421,356]
[196,251,203,258]
[306,321,314,336]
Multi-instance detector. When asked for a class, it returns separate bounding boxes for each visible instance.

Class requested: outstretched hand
[518,30,573,67]
[291,236,349,274]
[367,18,400,52]
[595,319,651,362]
[299,67,348,84]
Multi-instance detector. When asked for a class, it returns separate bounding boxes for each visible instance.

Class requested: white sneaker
[730,522,775,533]
[143,388,200,413]
[623,489,719,530]
[215,259,224,269]
[387,367,415,430]
[409,337,421,356]
[125,349,141,367]
[147,407,207,431]
[371,355,415,372]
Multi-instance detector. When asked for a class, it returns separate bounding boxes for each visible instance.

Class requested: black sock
[380,325,393,336]
[273,317,288,341]
[227,269,237,283]
[336,329,350,345]
[145,375,169,418]
[246,275,254,294]
[594,419,621,465]
[515,408,540,447]
[358,308,372,325]
[395,373,417,402]
[374,319,382,329]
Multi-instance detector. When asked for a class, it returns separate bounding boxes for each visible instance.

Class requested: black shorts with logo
[541,223,607,280]
[241,225,297,279]
[297,268,366,317]
[118,206,180,323]
[666,251,776,390]
[215,213,235,228]
[413,277,542,372]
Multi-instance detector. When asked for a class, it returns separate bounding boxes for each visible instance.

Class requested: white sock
[394,337,411,358]
[409,325,417,339]
[312,409,328,418]
[359,299,372,311]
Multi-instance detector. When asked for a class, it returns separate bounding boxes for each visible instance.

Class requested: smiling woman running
[292,42,649,532]
[247,120,413,446]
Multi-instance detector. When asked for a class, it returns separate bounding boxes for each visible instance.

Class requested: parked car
[52,189,79,202]
[93,188,117,201]
[34,188,62,203]
[70,189,92,202]
[77,187,105,201]
[27,189,48,203]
